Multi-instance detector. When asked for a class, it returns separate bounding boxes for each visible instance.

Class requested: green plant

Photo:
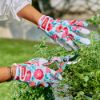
[87,14,100,33]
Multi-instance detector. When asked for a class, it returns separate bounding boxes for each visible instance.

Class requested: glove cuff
[13,64,21,80]
[38,15,53,32]
[38,15,46,27]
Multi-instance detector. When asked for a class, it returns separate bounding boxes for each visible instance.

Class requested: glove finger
[70,31,90,45]
[56,38,78,51]
[70,26,90,35]
[29,82,36,87]
[49,68,62,81]
[43,62,53,66]
[40,82,49,87]
[69,20,88,27]
[63,37,79,51]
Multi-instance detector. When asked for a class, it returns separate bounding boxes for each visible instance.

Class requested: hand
[38,15,90,51]
[14,58,62,87]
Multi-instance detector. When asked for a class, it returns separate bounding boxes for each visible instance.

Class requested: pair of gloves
[14,15,90,87]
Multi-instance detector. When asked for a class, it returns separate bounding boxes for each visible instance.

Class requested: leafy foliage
[87,14,100,25]
[87,14,100,33]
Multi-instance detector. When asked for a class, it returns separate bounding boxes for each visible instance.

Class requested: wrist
[10,65,16,79]
[17,5,43,25]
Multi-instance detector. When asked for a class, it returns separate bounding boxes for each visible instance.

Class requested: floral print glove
[14,58,62,87]
[14,55,79,87]
[38,15,90,50]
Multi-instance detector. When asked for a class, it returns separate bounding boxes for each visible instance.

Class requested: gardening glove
[13,54,80,87]
[13,58,62,87]
[38,15,90,51]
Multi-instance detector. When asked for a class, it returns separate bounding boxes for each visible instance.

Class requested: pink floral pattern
[34,69,44,80]
[38,15,90,50]
[14,58,62,87]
